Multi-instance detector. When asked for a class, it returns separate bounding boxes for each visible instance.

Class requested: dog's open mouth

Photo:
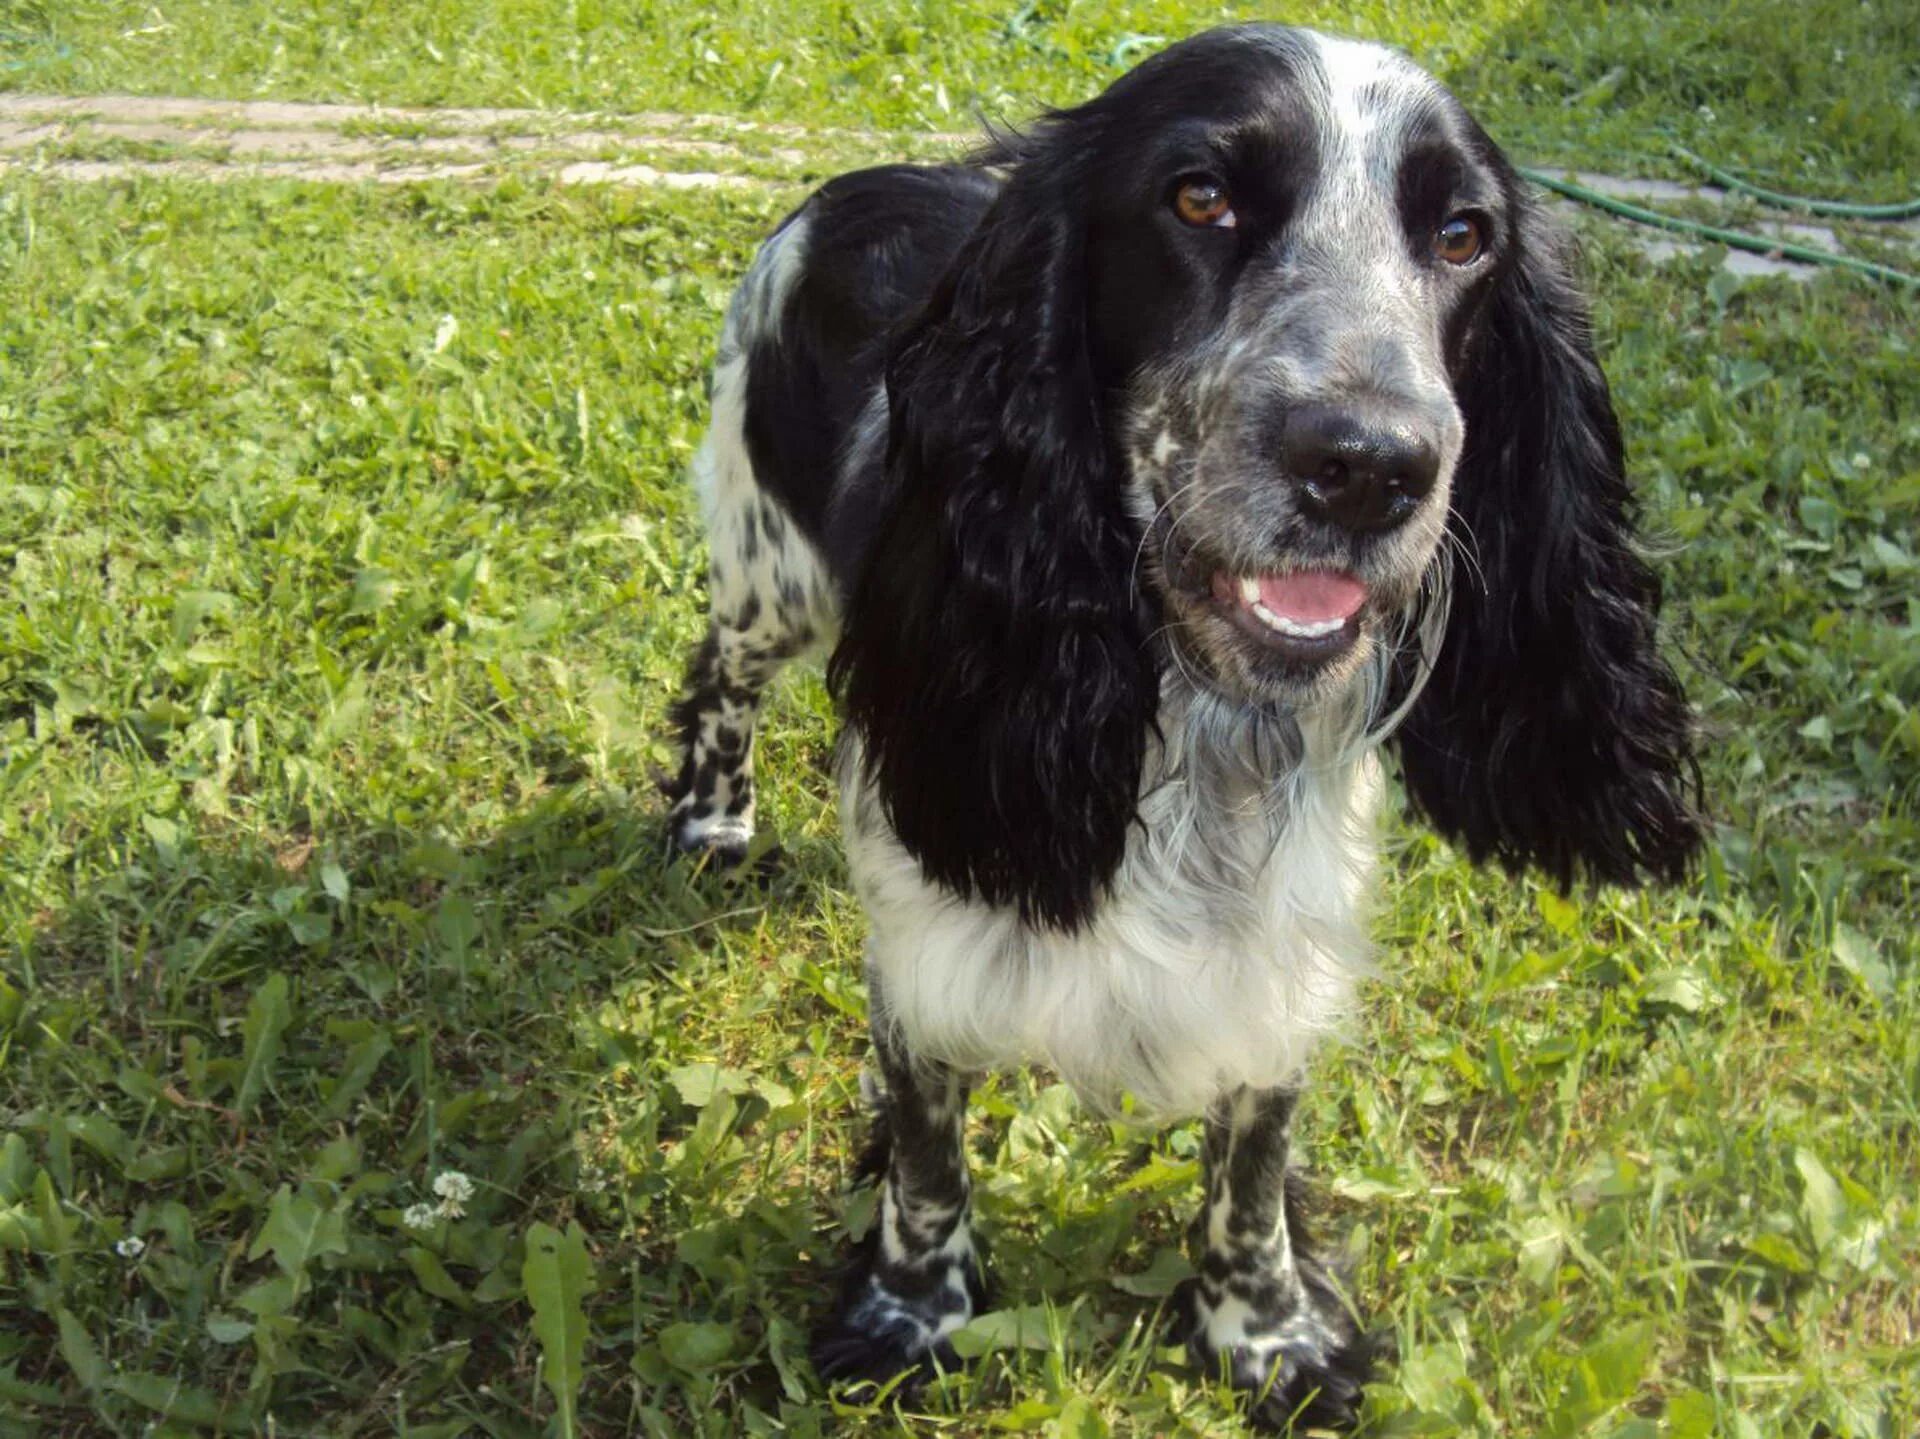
[1210,569,1367,662]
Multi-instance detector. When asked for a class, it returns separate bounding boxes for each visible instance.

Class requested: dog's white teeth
[1232,576,1348,639]
[1248,602,1345,640]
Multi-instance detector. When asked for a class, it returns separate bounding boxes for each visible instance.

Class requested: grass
[2,3,1918,1436]
[4,0,1918,194]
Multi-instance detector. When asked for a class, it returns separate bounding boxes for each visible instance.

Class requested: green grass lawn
[3,5,1919,1437]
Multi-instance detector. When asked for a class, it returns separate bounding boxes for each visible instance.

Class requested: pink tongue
[1257,571,1367,623]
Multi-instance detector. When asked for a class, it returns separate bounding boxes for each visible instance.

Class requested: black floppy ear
[829,148,1154,932]
[1396,203,1702,888]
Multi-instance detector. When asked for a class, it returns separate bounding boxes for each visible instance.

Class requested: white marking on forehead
[1218,32,1461,412]
[1278,29,1442,319]
[1300,31,1438,161]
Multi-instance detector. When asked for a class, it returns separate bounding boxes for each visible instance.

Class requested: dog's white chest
[843,718,1382,1119]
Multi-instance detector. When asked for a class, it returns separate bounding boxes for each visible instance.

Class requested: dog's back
[727,163,999,583]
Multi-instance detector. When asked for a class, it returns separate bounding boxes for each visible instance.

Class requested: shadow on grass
[2,768,877,1433]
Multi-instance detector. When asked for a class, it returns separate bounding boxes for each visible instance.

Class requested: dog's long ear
[829,146,1154,932]
[1396,205,1702,888]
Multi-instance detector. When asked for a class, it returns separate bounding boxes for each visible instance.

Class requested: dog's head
[1083,30,1486,712]
[837,25,1701,928]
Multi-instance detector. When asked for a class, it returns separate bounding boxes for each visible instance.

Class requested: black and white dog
[662,23,1699,1429]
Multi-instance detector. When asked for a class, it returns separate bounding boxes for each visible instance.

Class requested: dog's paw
[665,814,751,868]
[811,1249,988,1392]
[1176,1268,1373,1432]
[662,807,785,880]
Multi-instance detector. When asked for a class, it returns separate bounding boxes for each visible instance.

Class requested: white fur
[1283,32,1461,416]
[1197,1293,1345,1368]
[706,220,836,643]
[1305,32,1436,168]
[844,686,1382,1121]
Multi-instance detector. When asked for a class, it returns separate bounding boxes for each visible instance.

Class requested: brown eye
[1433,214,1484,265]
[1174,177,1235,229]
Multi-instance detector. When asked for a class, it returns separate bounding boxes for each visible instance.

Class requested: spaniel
[661,23,1699,1430]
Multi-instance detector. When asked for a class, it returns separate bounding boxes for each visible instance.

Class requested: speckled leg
[663,275,834,864]
[664,608,807,865]
[813,976,985,1388]
[1177,1086,1371,1431]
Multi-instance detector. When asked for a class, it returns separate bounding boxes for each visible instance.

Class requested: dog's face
[849,24,1697,925]
[1078,29,1514,710]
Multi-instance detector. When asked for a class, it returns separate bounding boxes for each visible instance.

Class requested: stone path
[0,92,958,188]
[4,93,1916,280]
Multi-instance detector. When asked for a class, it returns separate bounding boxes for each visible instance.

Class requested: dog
[661,23,1700,1429]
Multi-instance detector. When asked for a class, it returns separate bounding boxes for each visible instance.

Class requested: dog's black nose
[1281,404,1439,533]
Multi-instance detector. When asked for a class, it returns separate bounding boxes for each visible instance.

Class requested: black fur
[826,138,1158,932]
[1397,192,1703,887]
[661,628,749,863]
[744,165,999,559]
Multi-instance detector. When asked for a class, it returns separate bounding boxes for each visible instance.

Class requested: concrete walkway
[4,93,1915,280]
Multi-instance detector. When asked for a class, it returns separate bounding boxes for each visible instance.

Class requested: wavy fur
[827,131,1157,932]
[1396,199,1703,887]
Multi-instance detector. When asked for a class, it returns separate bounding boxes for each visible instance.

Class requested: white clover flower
[431,1170,476,1219]
[114,1235,146,1260]
[403,1203,439,1231]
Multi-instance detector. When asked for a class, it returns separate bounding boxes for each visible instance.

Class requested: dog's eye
[1173,177,1236,229]
[1433,214,1485,265]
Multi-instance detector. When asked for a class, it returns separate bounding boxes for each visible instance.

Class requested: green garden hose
[1667,144,1920,220]
[1518,166,1919,288]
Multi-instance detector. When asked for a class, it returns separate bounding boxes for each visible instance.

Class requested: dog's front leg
[811,975,986,1388]
[1180,1085,1371,1431]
